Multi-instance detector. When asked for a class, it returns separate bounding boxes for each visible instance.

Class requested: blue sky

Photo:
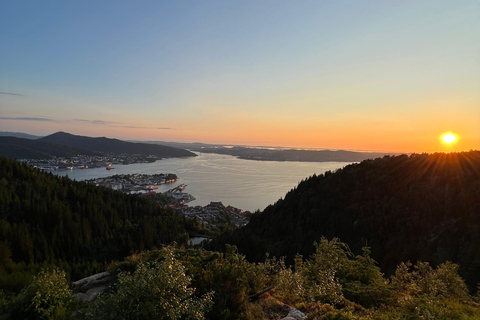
[1,1,479,152]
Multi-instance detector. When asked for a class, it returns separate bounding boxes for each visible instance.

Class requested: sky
[1,1,479,153]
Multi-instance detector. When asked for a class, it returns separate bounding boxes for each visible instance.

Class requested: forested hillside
[3,242,480,319]
[39,131,196,158]
[0,136,98,159]
[0,157,194,291]
[212,151,480,291]
[1,154,480,319]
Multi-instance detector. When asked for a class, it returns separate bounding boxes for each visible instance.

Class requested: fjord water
[57,152,349,212]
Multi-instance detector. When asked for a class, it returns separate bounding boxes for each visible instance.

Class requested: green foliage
[5,268,72,320]
[213,151,480,292]
[340,247,390,308]
[0,290,7,320]
[2,152,480,318]
[195,245,267,320]
[0,156,193,290]
[87,247,212,320]
[274,238,390,309]
[2,243,480,319]
[271,259,303,305]
[389,261,476,319]
[391,261,468,300]
[296,238,348,305]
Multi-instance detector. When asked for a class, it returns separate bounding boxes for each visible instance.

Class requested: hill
[0,136,98,159]
[195,146,393,162]
[0,157,197,291]
[1,155,480,319]
[0,132,41,139]
[141,141,394,162]
[211,151,480,291]
[39,131,196,158]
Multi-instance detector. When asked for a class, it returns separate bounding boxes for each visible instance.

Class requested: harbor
[86,173,249,227]
[86,173,185,197]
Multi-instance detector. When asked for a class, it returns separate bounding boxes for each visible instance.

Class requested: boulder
[281,308,307,320]
[72,271,114,302]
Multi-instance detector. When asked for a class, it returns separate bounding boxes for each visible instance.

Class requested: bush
[341,247,391,308]
[87,247,212,320]
[296,238,349,305]
[389,261,478,319]
[5,268,73,319]
[196,245,266,320]
[272,262,303,305]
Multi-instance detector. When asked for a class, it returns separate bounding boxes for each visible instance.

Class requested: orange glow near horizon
[1,104,478,154]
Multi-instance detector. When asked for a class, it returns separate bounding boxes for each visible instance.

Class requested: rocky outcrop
[72,271,114,302]
[281,308,307,320]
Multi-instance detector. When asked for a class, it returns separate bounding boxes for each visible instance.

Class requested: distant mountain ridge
[0,131,196,159]
[38,132,196,158]
[31,131,196,159]
[139,141,396,163]
[0,136,99,159]
[0,132,42,139]
[4,132,392,162]
[195,146,393,162]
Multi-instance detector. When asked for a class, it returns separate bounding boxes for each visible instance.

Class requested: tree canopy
[211,151,480,291]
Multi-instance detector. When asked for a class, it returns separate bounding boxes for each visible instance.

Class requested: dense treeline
[2,241,480,319]
[211,151,480,291]
[0,157,193,290]
[1,151,480,318]
[0,136,99,159]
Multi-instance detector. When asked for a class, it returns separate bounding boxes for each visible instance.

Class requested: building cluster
[179,201,250,227]
[90,175,249,227]
[24,154,158,172]
[24,155,252,228]
[164,184,196,204]
[88,173,178,194]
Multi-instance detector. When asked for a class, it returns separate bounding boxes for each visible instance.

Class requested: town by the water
[23,155,250,228]
[88,173,250,228]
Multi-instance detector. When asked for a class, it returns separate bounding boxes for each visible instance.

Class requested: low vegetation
[2,151,480,318]
[0,157,202,292]
[1,240,480,319]
[213,151,480,292]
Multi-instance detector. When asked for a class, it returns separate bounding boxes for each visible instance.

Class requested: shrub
[87,247,212,320]
[296,238,349,305]
[196,245,266,320]
[6,268,73,319]
[340,247,391,308]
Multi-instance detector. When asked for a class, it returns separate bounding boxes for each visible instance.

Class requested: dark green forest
[0,136,99,159]
[211,151,480,292]
[0,157,195,291]
[2,241,480,319]
[1,152,480,319]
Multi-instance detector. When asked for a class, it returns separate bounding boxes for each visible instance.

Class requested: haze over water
[56,152,349,212]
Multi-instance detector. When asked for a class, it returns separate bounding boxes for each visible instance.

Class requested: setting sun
[442,133,457,144]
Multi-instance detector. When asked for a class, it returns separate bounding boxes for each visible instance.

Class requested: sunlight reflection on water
[56,153,349,212]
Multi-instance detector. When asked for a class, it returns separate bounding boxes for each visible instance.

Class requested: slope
[212,151,480,291]
[0,136,98,159]
[39,131,196,158]
[0,157,194,289]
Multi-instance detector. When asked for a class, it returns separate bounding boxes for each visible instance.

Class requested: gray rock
[72,271,114,302]
[281,308,306,320]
